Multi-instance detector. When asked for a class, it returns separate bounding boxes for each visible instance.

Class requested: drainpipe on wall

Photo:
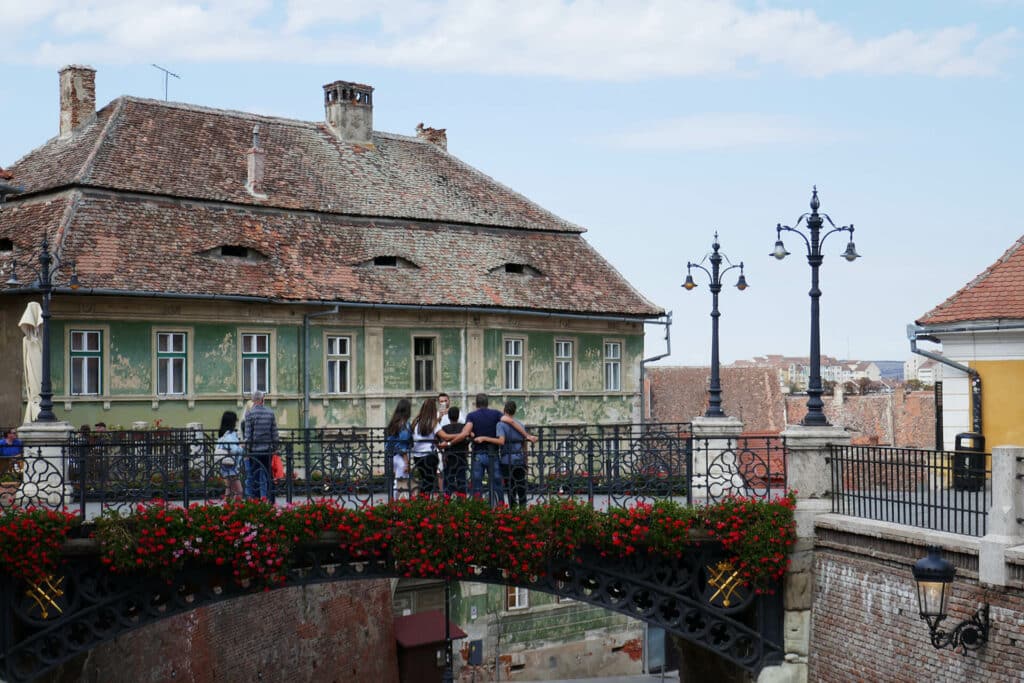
[304,305,340,429]
[906,324,982,435]
[640,312,672,423]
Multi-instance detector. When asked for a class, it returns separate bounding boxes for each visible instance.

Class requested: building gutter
[303,305,340,429]
[0,182,23,200]
[906,323,983,435]
[12,287,664,324]
[640,311,672,422]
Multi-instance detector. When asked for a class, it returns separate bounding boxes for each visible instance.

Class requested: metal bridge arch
[1,539,783,682]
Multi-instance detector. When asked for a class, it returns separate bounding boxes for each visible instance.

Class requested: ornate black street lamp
[770,187,859,426]
[6,237,79,422]
[683,233,747,418]
[912,546,989,652]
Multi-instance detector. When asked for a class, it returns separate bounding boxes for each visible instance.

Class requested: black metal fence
[828,444,990,536]
[0,423,790,519]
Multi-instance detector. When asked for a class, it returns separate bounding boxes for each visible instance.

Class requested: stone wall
[48,581,399,683]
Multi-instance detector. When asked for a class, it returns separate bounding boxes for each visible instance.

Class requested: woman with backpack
[385,399,413,499]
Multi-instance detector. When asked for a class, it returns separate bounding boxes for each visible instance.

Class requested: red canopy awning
[394,610,467,648]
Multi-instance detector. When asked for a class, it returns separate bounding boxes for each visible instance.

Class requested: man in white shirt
[437,392,463,427]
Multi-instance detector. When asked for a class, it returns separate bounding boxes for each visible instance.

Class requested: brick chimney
[415,123,447,151]
[246,125,267,197]
[59,65,97,138]
[323,80,374,145]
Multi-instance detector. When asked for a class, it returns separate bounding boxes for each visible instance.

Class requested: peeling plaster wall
[8,297,646,431]
[453,584,644,681]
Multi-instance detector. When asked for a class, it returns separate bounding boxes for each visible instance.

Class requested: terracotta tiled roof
[1,95,662,317]
[0,190,661,316]
[917,236,1024,325]
[0,167,12,180]
[647,366,787,433]
[9,97,582,234]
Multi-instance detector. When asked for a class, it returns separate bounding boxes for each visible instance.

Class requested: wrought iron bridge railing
[0,423,788,519]
[828,444,990,536]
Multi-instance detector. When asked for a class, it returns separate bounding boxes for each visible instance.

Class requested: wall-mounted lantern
[912,546,989,652]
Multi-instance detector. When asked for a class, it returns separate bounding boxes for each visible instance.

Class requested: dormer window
[0,239,12,252]
[491,262,542,277]
[374,256,397,267]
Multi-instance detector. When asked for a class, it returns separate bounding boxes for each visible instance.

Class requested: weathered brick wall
[786,388,936,448]
[894,390,938,449]
[650,367,936,447]
[811,549,1024,682]
[55,581,399,683]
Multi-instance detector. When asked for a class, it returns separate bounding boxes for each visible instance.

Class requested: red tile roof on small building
[1,96,662,317]
[393,610,467,648]
[917,236,1024,326]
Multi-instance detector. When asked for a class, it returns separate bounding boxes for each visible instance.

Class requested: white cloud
[3,0,1018,79]
[598,113,840,151]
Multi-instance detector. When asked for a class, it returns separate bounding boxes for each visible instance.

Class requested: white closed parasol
[19,301,42,423]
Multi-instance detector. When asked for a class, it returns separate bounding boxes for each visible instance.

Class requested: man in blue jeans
[243,391,279,501]
[462,394,503,506]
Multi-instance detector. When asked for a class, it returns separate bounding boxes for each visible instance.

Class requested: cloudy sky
[1,0,1021,365]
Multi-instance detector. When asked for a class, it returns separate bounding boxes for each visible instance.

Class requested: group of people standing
[386,392,537,507]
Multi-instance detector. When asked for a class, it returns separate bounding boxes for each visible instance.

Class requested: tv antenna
[151,64,180,101]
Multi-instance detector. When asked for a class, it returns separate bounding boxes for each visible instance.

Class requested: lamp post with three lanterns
[770,187,859,427]
[682,233,748,418]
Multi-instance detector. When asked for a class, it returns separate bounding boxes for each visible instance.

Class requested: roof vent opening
[221,245,248,258]
[493,262,542,276]
[0,239,12,252]
[358,255,419,270]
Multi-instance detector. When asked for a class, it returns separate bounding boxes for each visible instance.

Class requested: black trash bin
[953,432,985,491]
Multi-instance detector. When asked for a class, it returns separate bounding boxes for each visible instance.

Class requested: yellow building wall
[973,359,1024,448]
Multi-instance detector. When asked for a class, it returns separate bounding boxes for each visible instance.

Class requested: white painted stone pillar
[690,415,744,504]
[16,420,76,508]
[757,423,849,683]
[979,445,1024,587]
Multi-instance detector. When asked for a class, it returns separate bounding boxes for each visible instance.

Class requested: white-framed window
[242,332,270,395]
[326,334,351,394]
[504,338,523,391]
[70,330,102,396]
[604,341,622,392]
[414,336,436,392]
[505,585,529,610]
[555,340,574,392]
[156,332,187,395]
